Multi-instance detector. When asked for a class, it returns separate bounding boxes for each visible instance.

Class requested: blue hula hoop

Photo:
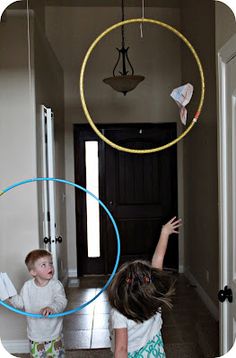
[0,177,120,318]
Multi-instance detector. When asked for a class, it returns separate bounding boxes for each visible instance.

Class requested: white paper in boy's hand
[0,272,17,301]
[170,83,194,125]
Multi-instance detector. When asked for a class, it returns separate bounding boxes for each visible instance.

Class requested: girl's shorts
[128,331,166,358]
[29,336,65,358]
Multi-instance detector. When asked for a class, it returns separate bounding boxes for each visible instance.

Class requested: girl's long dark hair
[108,260,175,323]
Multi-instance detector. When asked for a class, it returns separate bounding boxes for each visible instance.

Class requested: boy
[9,249,67,358]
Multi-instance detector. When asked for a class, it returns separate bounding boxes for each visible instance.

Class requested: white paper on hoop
[215,0,236,19]
[0,0,22,20]
[170,83,193,125]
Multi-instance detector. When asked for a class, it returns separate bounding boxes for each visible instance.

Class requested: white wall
[0,10,66,351]
[45,6,182,275]
[0,11,38,342]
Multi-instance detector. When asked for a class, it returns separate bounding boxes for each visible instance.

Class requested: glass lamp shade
[103,75,145,95]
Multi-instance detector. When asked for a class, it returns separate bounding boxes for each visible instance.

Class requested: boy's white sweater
[10,278,67,342]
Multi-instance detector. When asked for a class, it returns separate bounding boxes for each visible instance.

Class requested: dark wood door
[74,124,178,275]
[103,124,178,273]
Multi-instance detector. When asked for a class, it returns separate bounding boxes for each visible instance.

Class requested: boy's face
[30,255,54,281]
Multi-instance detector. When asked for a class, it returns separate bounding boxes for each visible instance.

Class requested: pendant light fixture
[103,0,145,96]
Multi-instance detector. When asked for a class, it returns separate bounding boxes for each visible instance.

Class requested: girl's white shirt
[9,278,67,342]
[109,308,163,353]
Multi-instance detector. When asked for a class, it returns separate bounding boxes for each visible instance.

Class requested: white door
[41,105,61,279]
[218,33,236,355]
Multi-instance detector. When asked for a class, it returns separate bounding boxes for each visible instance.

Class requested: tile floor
[162,274,219,357]
[64,277,111,350]
[15,274,219,357]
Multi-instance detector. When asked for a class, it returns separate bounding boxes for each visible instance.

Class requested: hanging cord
[26,0,32,97]
[140,0,145,38]
[121,0,125,48]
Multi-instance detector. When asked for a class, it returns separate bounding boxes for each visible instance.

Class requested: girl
[108,217,182,358]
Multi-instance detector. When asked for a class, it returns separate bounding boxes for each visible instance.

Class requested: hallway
[17,274,219,358]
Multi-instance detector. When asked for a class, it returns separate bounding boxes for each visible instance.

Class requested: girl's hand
[152,217,182,269]
[40,307,54,316]
[162,216,182,236]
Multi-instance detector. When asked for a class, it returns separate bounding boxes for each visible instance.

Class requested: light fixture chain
[121,0,125,48]
[140,0,145,38]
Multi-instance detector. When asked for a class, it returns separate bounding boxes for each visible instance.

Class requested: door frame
[74,123,184,276]
[41,105,58,279]
[218,33,236,355]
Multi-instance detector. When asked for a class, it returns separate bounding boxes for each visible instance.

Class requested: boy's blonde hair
[25,249,52,271]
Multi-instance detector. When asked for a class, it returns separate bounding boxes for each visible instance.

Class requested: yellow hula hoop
[80,18,205,154]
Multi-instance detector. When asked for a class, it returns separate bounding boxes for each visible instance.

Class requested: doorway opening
[74,123,178,276]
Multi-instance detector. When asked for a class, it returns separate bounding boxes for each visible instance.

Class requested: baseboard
[68,269,77,278]
[68,277,80,288]
[184,270,219,321]
[61,269,69,287]
[1,339,29,354]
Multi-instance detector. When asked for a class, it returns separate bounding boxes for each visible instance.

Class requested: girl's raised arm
[152,217,182,270]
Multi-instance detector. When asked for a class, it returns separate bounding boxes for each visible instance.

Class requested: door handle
[43,237,51,244]
[56,236,63,243]
[218,285,233,303]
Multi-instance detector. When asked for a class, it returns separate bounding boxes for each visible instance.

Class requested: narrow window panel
[85,141,100,258]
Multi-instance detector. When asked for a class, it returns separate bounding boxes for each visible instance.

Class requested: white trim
[68,269,78,278]
[68,277,80,288]
[1,340,29,354]
[185,270,219,321]
[218,49,229,356]
[218,33,236,355]
[46,108,58,279]
[178,265,184,273]
[41,105,50,252]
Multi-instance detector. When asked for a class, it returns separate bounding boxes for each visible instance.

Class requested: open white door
[41,105,61,279]
[218,33,236,355]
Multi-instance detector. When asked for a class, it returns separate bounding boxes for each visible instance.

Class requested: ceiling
[10,0,181,10]
[45,0,181,8]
